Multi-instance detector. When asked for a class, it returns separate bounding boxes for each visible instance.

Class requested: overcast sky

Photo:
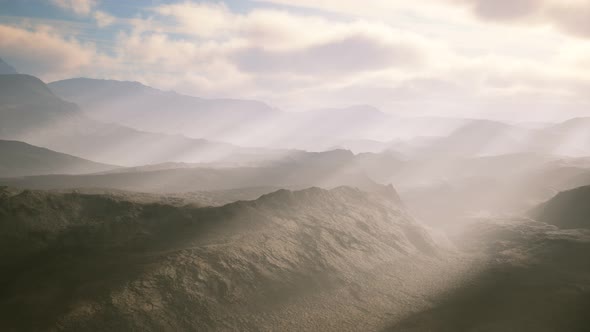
[1,0,589,121]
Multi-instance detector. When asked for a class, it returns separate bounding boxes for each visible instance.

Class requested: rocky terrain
[530,185,590,229]
[0,185,469,331]
[384,216,590,331]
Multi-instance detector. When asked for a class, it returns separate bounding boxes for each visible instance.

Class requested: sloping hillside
[530,185,590,229]
[0,58,17,75]
[0,149,379,193]
[0,74,275,166]
[0,185,457,331]
[48,78,279,140]
[0,140,117,177]
[383,217,590,331]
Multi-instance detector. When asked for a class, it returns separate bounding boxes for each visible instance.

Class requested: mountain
[0,185,452,331]
[393,154,590,228]
[383,217,590,331]
[0,140,118,177]
[0,149,380,193]
[47,81,397,150]
[396,117,590,160]
[45,80,474,152]
[0,74,277,166]
[530,185,590,229]
[400,119,535,158]
[536,117,590,156]
[0,58,17,75]
[48,77,280,139]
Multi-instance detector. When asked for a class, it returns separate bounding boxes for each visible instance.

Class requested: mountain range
[0,149,379,193]
[2,56,590,332]
[0,74,282,166]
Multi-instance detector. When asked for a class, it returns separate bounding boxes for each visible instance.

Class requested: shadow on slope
[381,218,590,332]
[530,185,590,229]
[0,185,449,331]
[0,140,118,177]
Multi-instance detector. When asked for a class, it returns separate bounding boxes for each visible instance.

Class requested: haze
[1,1,590,331]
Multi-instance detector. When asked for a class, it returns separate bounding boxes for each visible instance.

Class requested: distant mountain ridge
[0,57,18,75]
[48,77,280,141]
[0,140,118,177]
[0,149,380,193]
[46,78,470,150]
[0,73,282,166]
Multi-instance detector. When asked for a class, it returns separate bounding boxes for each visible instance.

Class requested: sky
[1,0,589,121]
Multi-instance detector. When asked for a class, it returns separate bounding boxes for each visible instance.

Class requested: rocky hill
[530,185,590,229]
[0,185,456,331]
[383,217,590,331]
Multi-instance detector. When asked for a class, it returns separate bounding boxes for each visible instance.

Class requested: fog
[1,1,590,331]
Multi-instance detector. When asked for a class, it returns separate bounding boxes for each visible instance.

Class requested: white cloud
[94,10,115,27]
[258,0,590,39]
[50,0,116,28]
[0,24,97,80]
[5,1,590,121]
[50,0,97,16]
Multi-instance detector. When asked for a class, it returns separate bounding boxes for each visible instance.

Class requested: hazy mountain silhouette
[0,140,118,177]
[537,117,590,156]
[46,79,474,152]
[0,74,279,166]
[0,185,450,331]
[393,154,590,228]
[0,58,17,75]
[396,117,590,159]
[48,81,401,150]
[49,78,280,139]
[397,120,534,158]
[0,149,381,193]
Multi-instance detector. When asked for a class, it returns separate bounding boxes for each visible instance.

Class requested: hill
[48,77,280,139]
[0,140,117,177]
[0,57,17,75]
[46,80,473,152]
[0,74,277,166]
[0,149,379,193]
[0,185,453,331]
[383,217,590,331]
[530,185,590,229]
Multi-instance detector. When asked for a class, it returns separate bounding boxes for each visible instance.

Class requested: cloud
[548,2,590,38]
[139,3,438,77]
[455,0,542,21]
[50,0,97,16]
[50,0,116,28]
[259,0,590,39]
[154,2,236,38]
[94,10,115,27]
[451,0,590,38]
[233,34,424,76]
[0,24,97,80]
[4,1,590,121]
